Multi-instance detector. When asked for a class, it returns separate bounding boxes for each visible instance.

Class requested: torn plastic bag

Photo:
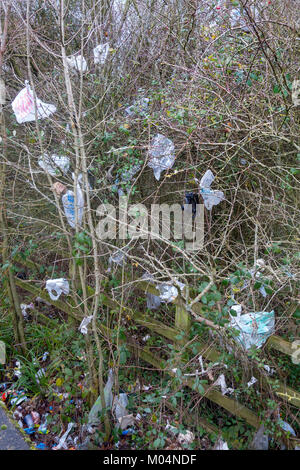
[157,283,178,303]
[213,439,229,450]
[213,374,234,396]
[93,43,109,65]
[166,421,194,445]
[182,192,200,219]
[62,184,84,228]
[142,273,161,310]
[114,394,134,430]
[250,424,269,450]
[45,278,69,301]
[66,55,88,73]
[198,169,224,210]
[125,97,149,117]
[38,154,70,176]
[247,376,257,388]
[53,422,74,450]
[229,305,275,350]
[12,81,56,124]
[278,419,296,437]
[88,369,114,428]
[148,134,175,181]
[20,303,34,319]
[79,315,93,335]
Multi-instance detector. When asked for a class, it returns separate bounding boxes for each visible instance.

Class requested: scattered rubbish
[12,81,56,123]
[148,134,175,180]
[214,374,234,396]
[142,334,150,342]
[38,154,70,176]
[213,439,229,450]
[38,414,49,434]
[88,369,114,428]
[14,361,22,378]
[122,427,134,436]
[62,184,84,228]
[36,442,46,450]
[66,55,88,73]
[45,278,69,301]
[20,303,34,319]
[10,391,28,406]
[247,376,257,388]
[79,316,93,335]
[31,411,40,425]
[250,424,269,450]
[53,422,75,450]
[166,421,194,446]
[93,43,109,65]
[182,192,200,219]
[263,365,275,375]
[229,305,275,350]
[198,170,225,210]
[157,283,178,303]
[24,414,34,429]
[125,97,149,117]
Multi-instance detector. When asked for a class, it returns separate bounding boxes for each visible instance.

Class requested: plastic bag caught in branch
[213,374,234,396]
[45,278,69,301]
[38,154,70,176]
[108,249,127,271]
[198,169,224,210]
[148,134,175,181]
[66,55,88,73]
[88,369,114,428]
[12,81,56,124]
[230,305,275,350]
[157,283,178,303]
[79,316,93,335]
[62,184,84,229]
[93,43,109,65]
[142,273,161,310]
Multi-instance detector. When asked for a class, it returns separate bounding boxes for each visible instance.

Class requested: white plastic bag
[108,249,126,270]
[142,272,161,309]
[62,184,84,228]
[12,81,56,124]
[93,43,109,65]
[79,316,93,335]
[45,278,69,301]
[214,439,229,450]
[88,369,114,427]
[214,374,234,396]
[66,55,88,73]
[230,305,275,350]
[38,154,70,176]
[157,283,178,303]
[148,134,175,180]
[199,170,225,210]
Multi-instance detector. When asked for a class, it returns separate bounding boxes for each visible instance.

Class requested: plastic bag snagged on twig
[93,43,109,65]
[12,81,56,124]
[79,316,93,335]
[113,393,134,430]
[198,169,224,210]
[230,305,275,350]
[213,374,234,396]
[62,184,84,228]
[157,283,178,303]
[166,421,195,445]
[45,278,69,301]
[108,249,127,271]
[88,369,114,428]
[53,422,75,450]
[213,439,229,450]
[148,134,175,181]
[66,55,88,73]
[38,154,70,176]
